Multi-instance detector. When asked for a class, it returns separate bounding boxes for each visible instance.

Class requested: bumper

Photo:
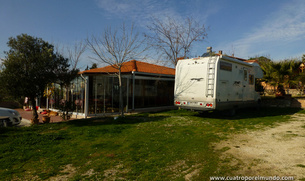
[8,116,22,126]
[174,100,215,111]
[175,105,215,111]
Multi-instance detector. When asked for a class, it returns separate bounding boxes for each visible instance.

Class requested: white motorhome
[174,49,264,114]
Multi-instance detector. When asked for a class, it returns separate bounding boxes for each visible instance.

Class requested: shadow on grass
[196,107,302,120]
[1,107,301,131]
[65,115,169,127]
[62,107,303,127]
[0,114,170,134]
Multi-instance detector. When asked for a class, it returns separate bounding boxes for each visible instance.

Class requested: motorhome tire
[199,111,212,116]
[228,109,236,116]
[256,100,262,111]
[221,109,236,116]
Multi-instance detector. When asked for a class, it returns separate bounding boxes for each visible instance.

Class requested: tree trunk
[118,69,124,117]
[65,85,70,101]
[31,96,39,124]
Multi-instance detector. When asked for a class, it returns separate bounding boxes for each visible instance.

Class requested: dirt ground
[215,113,305,180]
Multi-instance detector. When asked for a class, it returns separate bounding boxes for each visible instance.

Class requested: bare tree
[52,41,86,120]
[57,42,86,96]
[67,41,87,70]
[54,41,86,71]
[86,23,148,116]
[145,16,208,66]
[63,41,86,100]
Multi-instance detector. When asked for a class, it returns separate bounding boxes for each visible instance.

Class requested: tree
[0,34,69,123]
[0,58,17,103]
[58,41,86,100]
[270,60,300,89]
[250,56,302,95]
[302,54,305,63]
[52,42,86,120]
[54,54,79,98]
[249,56,273,83]
[90,63,97,69]
[145,16,208,66]
[67,41,86,70]
[86,23,148,116]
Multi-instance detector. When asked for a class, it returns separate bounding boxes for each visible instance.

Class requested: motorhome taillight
[175,101,181,105]
[206,103,213,107]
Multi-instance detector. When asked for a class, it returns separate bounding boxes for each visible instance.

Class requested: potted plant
[42,110,51,123]
[42,84,55,123]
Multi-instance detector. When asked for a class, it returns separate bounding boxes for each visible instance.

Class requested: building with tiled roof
[73,60,175,116]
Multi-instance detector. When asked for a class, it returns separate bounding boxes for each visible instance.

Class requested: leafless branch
[87,23,148,70]
[145,16,207,66]
[86,22,149,116]
[67,41,87,70]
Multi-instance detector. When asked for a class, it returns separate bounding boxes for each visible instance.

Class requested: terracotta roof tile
[244,59,259,63]
[79,60,175,75]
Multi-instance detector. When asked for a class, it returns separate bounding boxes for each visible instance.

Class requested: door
[175,61,207,101]
[242,69,251,101]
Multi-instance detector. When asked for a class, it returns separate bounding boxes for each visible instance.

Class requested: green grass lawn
[0,107,302,180]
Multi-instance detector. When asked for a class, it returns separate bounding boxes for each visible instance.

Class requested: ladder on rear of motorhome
[206,56,217,97]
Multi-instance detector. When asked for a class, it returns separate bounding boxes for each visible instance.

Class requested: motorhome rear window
[220,61,232,71]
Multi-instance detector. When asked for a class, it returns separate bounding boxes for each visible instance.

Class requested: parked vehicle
[0,107,22,127]
[174,49,264,114]
[0,116,10,127]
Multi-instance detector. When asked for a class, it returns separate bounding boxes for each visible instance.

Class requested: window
[220,61,232,71]
[249,74,254,85]
[244,70,248,81]
[255,78,264,92]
